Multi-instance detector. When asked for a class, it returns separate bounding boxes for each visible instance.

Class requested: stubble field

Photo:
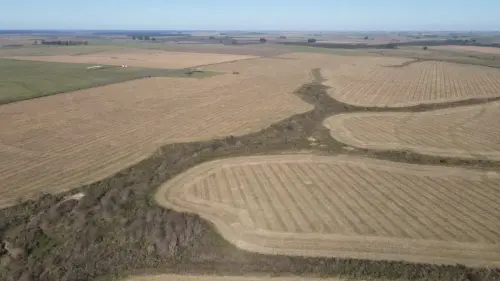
[323,101,500,160]
[0,59,316,208]
[323,60,500,107]
[5,49,258,69]
[156,154,500,267]
[3,43,500,281]
[431,45,500,54]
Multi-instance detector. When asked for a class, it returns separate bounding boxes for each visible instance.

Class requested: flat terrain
[0,58,314,208]
[6,49,257,69]
[156,154,500,267]
[204,52,403,78]
[431,45,500,54]
[323,60,500,107]
[0,58,213,104]
[323,101,500,160]
[124,275,349,281]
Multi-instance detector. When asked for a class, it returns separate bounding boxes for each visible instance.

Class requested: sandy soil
[155,154,500,267]
[323,60,500,107]
[0,57,317,208]
[5,49,258,69]
[123,274,349,281]
[323,101,500,160]
[432,45,500,54]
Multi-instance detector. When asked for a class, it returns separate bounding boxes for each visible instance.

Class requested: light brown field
[323,102,500,160]
[155,154,500,267]
[323,60,500,107]
[203,52,409,78]
[0,55,320,208]
[432,45,500,54]
[123,274,349,281]
[5,48,258,69]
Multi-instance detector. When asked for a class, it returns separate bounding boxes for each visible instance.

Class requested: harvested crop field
[124,274,348,281]
[432,45,500,54]
[0,70,313,208]
[203,52,407,79]
[156,154,500,267]
[323,60,500,107]
[161,43,289,56]
[5,49,257,69]
[324,101,500,160]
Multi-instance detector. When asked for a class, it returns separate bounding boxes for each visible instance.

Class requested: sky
[1,0,499,31]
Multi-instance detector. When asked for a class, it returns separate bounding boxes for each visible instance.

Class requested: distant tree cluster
[39,40,88,46]
[307,38,317,43]
[259,38,267,43]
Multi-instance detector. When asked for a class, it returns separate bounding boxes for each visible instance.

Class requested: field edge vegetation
[1,68,500,280]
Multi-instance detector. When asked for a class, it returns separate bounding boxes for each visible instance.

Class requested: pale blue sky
[1,0,498,31]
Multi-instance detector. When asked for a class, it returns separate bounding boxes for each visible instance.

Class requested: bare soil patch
[6,49,258,69]
[324,102,500,160]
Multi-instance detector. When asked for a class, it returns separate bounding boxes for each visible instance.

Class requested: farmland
[323,60,500,107]
[323,102,500,160]
[6,49,258,69]
[156,154,500,267]
[0,61,313,208]
[2,30,500,281]
[431,45,500,54]
[0,58,215,104]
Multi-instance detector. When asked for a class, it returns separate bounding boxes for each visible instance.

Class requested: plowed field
[124,275,348,281]
[324,101,500,160]
[0,69,313,208]
[155,154,500,267]
[323,60,500,107]
[6,49,257,69]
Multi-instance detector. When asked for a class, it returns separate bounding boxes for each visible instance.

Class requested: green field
[0,59,217,104]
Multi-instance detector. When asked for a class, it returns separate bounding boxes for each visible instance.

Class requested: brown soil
[0,69,499,281]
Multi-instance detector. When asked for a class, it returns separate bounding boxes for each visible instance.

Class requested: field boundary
[0,58,220,105]
[323,102,500,161]
[155,154,500,267]
[2,68,500,281]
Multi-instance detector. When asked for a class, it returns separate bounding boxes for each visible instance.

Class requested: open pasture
[323,60,500,107]
[0,55,316,208]
[0,58,212,104]
[123,275,348,281]
[324,101,500,160]
[5,48,258,69]
[156,154,500,267]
